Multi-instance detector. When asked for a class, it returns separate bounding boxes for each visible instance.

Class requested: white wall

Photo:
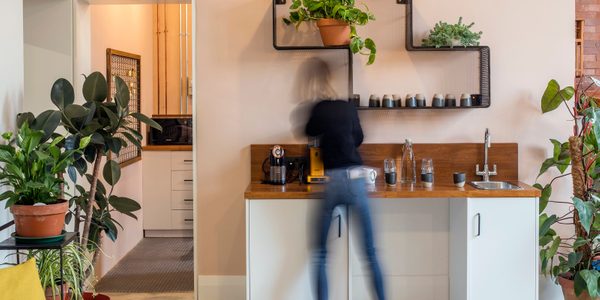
[23,0,73,116]
[196,0,574,298]
[89,4,154,277]
[0,1,24,266]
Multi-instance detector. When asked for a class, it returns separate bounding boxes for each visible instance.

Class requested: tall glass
[384,158,397,186]
[421,158,434,183]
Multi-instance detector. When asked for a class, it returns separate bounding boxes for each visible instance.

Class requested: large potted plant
[0,121,88,238]
[537,76,600,299]
[283,0,377,65]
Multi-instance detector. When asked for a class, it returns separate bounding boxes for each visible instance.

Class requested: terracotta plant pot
[316,18,351,46]
[559,276,599,300]
[10,200,68,237]
[83,292,110,300]
[45,283,71,300]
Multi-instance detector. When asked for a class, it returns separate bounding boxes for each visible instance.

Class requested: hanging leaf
[539,214,558,237]
[114,76,130,109]
[16,112,35,129]
[539,184,552,212]
[537,158,555,179]
[575,270,600,297]
[103,160,121,186]
[51,78,75,110]
[31,110,62,142]
[108,196,141,220]
[541,80,574,113]
[574,197,594,234]
[64,104,89,119]
[82,72,108,102]
[130,113,162,131]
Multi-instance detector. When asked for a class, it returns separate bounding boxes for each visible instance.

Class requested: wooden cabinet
[247,197,538,300]
[246,199,348,300]
[142,151,194,234]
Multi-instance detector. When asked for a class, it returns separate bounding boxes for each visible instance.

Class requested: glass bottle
[400,139,416,184]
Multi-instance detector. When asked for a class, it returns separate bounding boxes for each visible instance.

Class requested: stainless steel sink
[470,181,523,190]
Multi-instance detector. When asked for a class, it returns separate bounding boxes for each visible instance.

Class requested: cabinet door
[247,200,348,300]
[468,198,537,300]
[142,152,172,230]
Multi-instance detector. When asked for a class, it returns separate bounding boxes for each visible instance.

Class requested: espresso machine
[269,145,286,185]
[306,137,328,184]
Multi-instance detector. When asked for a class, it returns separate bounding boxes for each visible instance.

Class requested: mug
[432,94,445,108]
[382,95,394,108]
[416,94,426,107]
[362,167,378,185]
[405,94,417,108]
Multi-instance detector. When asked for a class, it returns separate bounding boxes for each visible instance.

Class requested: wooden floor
[105,292,194,300]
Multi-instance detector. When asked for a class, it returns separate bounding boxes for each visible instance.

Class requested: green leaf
[568,252,584,268]
[539,184,552,212]
[539,214,558,237]
[541,80,575,113]
[83,72,108,102]
[79,136,91,149]
[547,236,561,258]
[64,104,89,119]
[537,158,555,178]
[103,160,121,186]
[574,197,594,234]
[573,237,588,250]
[31,110,62,142]
[130,113,162,131]
[51,78,75,110]
[114,76,130,109]
[575,270,600,297]
[16,112,35,129]
[109,196,141,214]
[121,131,142,149]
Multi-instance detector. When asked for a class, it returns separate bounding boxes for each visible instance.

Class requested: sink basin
[470,181,523,190]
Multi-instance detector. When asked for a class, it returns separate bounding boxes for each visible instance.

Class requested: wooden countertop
[142,145,192,151]
[245,181,540,199]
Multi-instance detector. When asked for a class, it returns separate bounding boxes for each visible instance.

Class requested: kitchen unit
[245,144,540,300]
[142,145,194,237]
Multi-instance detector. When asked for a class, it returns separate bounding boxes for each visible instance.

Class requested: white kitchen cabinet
[450,197,538,300]
[246,199,348,300]
[142,151,194,234]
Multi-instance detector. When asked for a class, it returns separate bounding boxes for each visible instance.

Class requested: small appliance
[269,145,286,185]
[306,137,328,184]
[148,117,193,145]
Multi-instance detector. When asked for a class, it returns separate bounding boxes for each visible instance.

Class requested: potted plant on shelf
[0,121,88,238]
[536,76,600,299]
[283,0,377,65]
[422,17,482,48]
[25,243,93,300]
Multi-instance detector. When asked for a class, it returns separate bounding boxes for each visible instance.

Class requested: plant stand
[0,221,78,300]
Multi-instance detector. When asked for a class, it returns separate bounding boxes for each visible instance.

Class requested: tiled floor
[105,292,194,300]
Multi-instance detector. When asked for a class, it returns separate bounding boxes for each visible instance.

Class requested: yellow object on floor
[0,258,45,299]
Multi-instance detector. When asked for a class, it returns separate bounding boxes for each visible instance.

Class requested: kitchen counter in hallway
[245,181,540,199]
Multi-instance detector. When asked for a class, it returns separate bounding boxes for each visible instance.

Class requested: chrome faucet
[476,128,497,182]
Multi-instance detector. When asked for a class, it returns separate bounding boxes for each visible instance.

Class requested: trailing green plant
[536,76,600,297]
[421,17,482,48]
[21,72,162,271]
[28,243,93,300]
[283,0,377,65]
[0,121,88,208]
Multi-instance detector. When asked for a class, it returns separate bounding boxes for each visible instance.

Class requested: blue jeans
[316,168,386,300]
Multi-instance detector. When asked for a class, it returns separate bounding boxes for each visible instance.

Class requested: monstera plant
[20,72,161,269]
[536,76,600,299]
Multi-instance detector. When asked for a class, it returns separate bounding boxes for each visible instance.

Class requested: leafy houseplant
[283,0,377,65]
[26,243,93,300]
[537,76,600,299]
[422,17,482,48]
[0,121,88,237]
[23,72,162,275]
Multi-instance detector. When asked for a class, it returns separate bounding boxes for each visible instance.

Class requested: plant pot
[558,276,599,300]
[316,19,351,46]
[45,283,71,300]
[10,200,68,237]
[83,292,110,300]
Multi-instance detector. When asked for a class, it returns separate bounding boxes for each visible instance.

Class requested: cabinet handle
[184,199,193,202]
[183,160,193,163]
[184,179,193,182]
[184,218,194,222]
[475,213,481,237]
[336,215,342,238]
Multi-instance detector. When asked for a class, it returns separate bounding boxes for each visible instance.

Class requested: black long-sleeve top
[305,100,364,170]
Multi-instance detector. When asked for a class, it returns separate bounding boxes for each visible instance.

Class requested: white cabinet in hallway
[143,150,194,235]
[246,200,348,300]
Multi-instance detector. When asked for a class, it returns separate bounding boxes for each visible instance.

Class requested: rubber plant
[21,72,162,271]
[537,76,600,298]
[283,0,377,65]
[422,17,482,48]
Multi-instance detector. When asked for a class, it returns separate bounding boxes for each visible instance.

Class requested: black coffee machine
[269,145,286,185]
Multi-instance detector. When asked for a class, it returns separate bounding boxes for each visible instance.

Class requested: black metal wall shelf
[272,0,491,109]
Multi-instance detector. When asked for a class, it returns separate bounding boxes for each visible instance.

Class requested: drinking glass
[384,158,397,186]
[421,158,434,183]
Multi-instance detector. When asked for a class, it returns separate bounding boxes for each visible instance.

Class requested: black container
[149,117,193,145]
[385,172,397,186]
[349,94,361,107]
[421,173,434,183]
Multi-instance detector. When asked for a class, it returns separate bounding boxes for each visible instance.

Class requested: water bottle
[400,139,416,184]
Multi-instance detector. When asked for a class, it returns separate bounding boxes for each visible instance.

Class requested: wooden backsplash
[250,143,518,185]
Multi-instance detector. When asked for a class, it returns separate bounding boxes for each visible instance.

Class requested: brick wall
[577,0,600,77]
